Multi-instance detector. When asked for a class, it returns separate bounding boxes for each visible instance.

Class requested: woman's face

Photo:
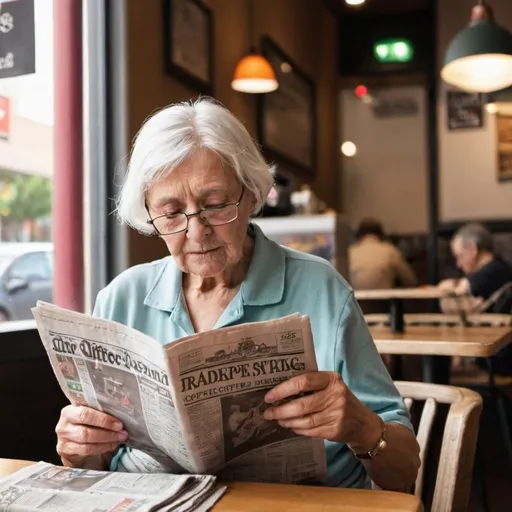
[145,150,255,278]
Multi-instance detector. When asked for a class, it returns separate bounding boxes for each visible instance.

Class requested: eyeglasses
[146,188,245,236]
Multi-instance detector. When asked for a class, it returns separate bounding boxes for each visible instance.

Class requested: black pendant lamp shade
[441,1,512,93]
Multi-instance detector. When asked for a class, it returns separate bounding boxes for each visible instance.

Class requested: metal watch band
[350,416,387,460]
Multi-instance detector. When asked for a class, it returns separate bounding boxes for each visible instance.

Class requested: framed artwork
[496,113,512,182]
[446,90,483,130]
[258,36,316,175]
[163,0,214,94]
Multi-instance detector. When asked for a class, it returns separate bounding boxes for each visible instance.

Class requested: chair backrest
[395,381,483,512]
[494,283,512,314]
[365,312,512,327]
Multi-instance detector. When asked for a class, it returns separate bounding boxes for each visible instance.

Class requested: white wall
[437,0,512,221]
[340,86,429,234]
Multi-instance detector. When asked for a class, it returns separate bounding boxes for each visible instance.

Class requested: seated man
[349,218,417,291]
[438,223,512,312]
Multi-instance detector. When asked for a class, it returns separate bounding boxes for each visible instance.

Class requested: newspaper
[0,461,224,512]
[31,301,327,485]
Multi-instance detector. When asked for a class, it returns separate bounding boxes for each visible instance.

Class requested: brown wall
[125,0,339,265]
[340,85,429,235]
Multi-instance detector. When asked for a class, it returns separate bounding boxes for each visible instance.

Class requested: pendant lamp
[441,0,512,93]
[231,0,278,94]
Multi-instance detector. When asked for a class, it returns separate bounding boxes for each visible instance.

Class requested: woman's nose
[186,214,211,242]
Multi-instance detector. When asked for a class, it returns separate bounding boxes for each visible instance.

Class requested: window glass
[9,251,52,281]
[0,0,54,324]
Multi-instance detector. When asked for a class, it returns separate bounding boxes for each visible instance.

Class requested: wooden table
[371,324,512,383]
[355,287,450,334]
[370,325,512,358]
[355,288,447,301]
[0,459,423,511]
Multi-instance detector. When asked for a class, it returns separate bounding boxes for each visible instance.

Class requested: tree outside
[0,169,52,241]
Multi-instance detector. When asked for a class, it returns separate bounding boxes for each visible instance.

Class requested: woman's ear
[247,190,258,211]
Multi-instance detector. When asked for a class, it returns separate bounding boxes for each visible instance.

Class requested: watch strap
[349,416,387,460]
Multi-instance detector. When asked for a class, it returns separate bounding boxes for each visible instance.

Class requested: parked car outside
[0,242,53,322]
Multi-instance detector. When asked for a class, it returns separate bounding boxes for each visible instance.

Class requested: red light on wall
[354,85,368,98]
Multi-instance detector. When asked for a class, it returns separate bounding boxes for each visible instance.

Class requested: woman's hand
[263,371,381,451]
[56,405,128,469]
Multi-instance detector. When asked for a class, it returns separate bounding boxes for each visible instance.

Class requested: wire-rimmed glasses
[146,188,245,235]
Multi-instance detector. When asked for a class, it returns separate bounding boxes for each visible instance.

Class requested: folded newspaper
[0,461,225,512]
[31,301,327,486]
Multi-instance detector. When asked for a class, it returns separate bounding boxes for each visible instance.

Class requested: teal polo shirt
[93,223,412,488]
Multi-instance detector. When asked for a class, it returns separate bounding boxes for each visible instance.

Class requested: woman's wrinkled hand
[263,371,380,450]
[56,405,128,468]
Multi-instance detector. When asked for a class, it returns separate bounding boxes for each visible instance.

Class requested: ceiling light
[441,1,512,93]
[231,0,279,94]
[231,53,278,94]
[345,0,365,5]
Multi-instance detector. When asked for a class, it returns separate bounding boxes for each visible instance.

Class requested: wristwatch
[349,416,387,460]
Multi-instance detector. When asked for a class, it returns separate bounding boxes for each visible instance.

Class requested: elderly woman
[56,99,420,490]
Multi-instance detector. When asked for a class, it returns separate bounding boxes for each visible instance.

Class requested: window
[9,251,53,281]
[0,0,54,325]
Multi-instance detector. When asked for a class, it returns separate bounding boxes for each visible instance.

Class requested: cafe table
[354,287,449,333]
[0,459,423,511]
[370,324,512,358]
[370,324,512,383]
[355,287,469,380]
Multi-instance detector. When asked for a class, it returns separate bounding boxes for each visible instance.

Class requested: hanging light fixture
[231,0,278,94]
[232,50,278,93]
[441,0,512,93]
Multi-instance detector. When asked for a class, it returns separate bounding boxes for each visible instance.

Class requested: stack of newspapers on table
[0,461,225,512]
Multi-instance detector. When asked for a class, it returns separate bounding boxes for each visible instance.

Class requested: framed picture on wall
[446,90,483,130]
[496,113,512,182]
[258,36,316,175]
[163,0,214,94]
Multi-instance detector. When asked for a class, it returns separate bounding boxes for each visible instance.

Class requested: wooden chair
[395,381,483,512]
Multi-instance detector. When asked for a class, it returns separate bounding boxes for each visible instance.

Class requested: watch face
[369,438,387,458]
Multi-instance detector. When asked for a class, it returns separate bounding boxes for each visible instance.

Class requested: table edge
[0,460,423,511]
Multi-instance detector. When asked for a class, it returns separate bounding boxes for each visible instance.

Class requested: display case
[252,214,352,279]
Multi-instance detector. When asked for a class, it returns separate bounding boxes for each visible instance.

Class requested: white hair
[116,98,274,234]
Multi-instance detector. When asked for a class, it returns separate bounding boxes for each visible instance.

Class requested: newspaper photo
[32,301,327,485]
[0,461,224,512]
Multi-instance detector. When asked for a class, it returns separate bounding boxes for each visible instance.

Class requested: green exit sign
[374,39,414,63]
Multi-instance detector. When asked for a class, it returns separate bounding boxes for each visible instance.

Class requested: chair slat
[414,397,438,499]
[404,397,413,410]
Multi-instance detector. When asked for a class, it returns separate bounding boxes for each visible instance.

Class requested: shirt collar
[144,222,285,312]
[241,223,285,306]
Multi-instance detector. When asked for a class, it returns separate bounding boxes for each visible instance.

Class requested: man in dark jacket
[438,223,512,312]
